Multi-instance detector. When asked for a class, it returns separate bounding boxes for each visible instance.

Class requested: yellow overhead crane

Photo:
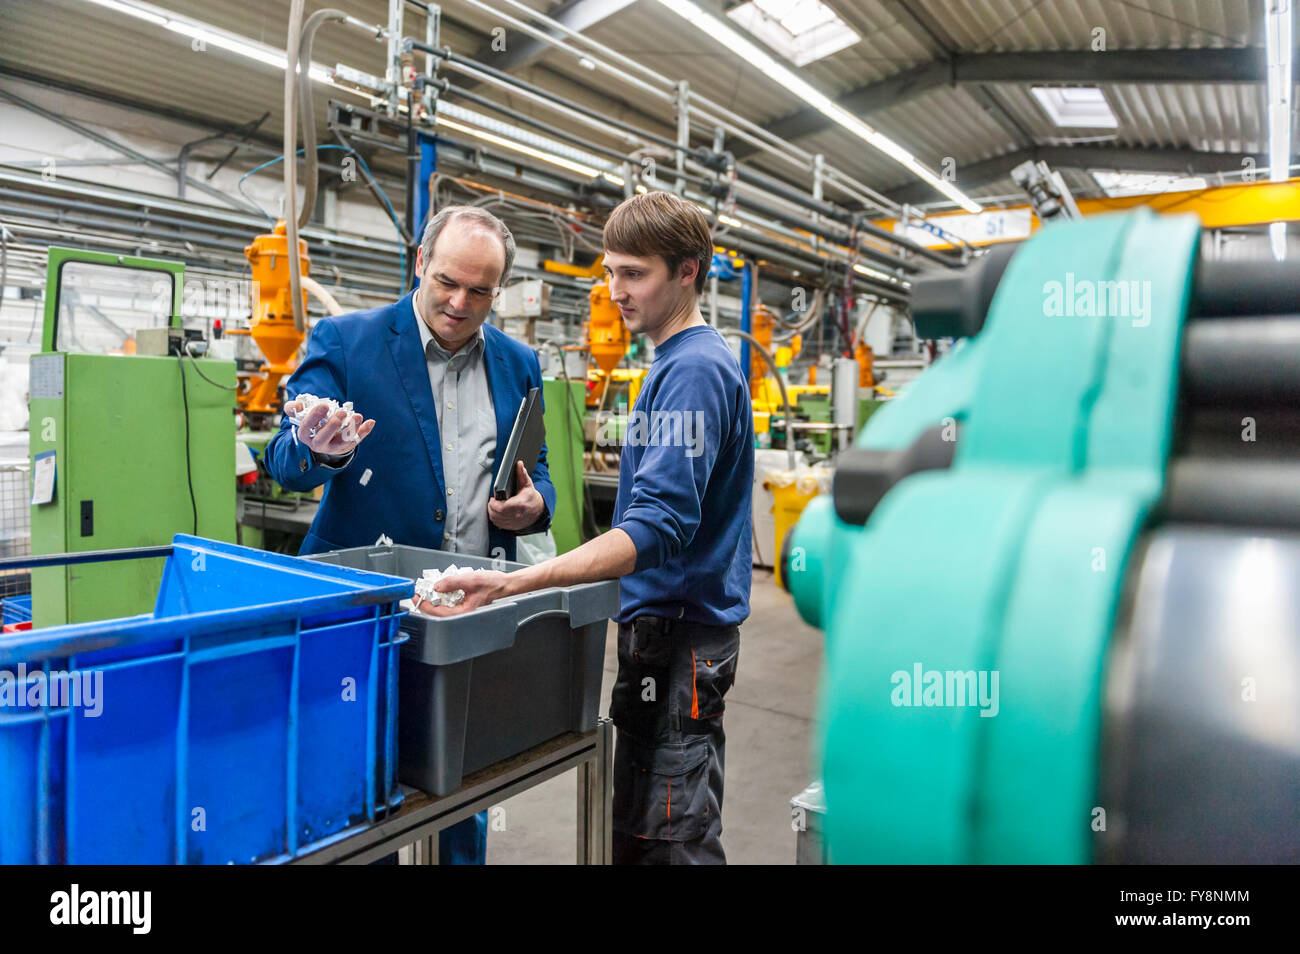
[874,178,1300,249]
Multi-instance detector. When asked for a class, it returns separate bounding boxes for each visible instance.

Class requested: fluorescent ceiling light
[437,101,611,170]
[656,0,981,213]
[81,0,335,83]
[1268,219,1289,257]
[435,116,604,178]
[726,0,860,67]
[1265,0,1293,259]
[1031,87,1118,128]
[601,173,648,194]
[1090,170,1208,197]
[85,0,167,26]
[853,262,900,283]
[1265,0,1294,182]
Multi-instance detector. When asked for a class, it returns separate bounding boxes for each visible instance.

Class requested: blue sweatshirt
[612,324,755,625]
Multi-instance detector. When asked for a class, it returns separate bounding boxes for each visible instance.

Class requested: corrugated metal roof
[0,0,443,141]
[924,0,1258,52]
[0,0,1292,207]
[988,81,1269,154]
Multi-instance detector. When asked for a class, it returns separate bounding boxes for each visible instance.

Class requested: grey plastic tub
[305,545,619,796]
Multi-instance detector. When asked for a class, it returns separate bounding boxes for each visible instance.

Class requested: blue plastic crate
[1,595,31,625]
[0,534,413,864]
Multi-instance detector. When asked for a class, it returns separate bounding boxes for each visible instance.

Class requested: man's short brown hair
[603,191,713,295]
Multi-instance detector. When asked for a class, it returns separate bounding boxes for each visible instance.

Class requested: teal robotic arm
[785,209,1300,863]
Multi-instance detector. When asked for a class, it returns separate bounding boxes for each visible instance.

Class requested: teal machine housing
[785,209,1300,863]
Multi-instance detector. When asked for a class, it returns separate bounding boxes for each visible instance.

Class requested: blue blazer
[265,291,556,561]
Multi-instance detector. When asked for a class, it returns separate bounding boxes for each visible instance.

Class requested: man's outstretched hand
[286,399,375,457]
[422,569,512,616]
[417,527,637,618]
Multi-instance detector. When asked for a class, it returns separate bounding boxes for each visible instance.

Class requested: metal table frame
[291,719,614,865]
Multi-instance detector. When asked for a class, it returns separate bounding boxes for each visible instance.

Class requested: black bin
[306,545,619,795]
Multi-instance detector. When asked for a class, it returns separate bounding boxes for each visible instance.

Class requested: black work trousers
[609,615,740,865]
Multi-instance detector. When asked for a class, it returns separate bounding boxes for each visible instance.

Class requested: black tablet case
[494,387,545,500]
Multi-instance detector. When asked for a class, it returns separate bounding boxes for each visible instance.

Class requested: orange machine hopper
[235,221,310,416]
[586,282,630,407]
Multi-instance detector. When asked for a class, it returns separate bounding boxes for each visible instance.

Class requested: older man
[265,205,556,864]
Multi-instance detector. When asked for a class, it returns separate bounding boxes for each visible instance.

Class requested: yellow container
[767,470,829,589]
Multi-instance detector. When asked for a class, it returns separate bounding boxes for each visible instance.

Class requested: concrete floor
[486,567,824,864]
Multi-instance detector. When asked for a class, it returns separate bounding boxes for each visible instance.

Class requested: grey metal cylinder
[831,357,860,452]
[1181,316,1300,405]
[1097,525,1300,863]
[1196,258,1300,316]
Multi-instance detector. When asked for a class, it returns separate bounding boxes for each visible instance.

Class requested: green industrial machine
[29,247,237,626]
[772,394,880,459]
[785,209,1300,864]
[792,394,833,456]
[542,377,586,554]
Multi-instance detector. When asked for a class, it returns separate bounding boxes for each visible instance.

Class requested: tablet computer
[494,387,545,500]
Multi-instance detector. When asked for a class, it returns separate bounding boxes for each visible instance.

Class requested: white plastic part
[290,392,361,444]
[408,565,467,610]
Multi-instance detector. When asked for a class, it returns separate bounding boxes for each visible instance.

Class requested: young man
[433,190,755,864]
[265,205,555,864]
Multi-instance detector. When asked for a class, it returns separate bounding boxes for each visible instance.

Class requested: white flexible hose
[299,276,346,316]
[284,0,306,335]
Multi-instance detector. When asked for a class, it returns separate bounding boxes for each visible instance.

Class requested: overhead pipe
[417,39,868,212]
[296,8,350,230]
[740,261,754,382]
[683,157,914,270]
[451,0,813,179]
[4,219,401,303]
[404,92,418,291]
[432,74,729,205]
[411,41,693,161]
[437,57,649,152]
[733,164,963,268]
[283,0,307,334]
[437,83,721,194]
[696,172,918,274]
[0,168,405,256]
[413,46,946,275]
[820,166,904,216]
[2,204,402,294]
[463,0,827,177]
[720,329,796,472]
[461,0,920,217]
[433,79,639,167]
[425,56,920,279]
[721,231,908,302]
[447,0,677,110]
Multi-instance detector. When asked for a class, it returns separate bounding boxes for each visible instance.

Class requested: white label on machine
[894,209,1033,248]
[31,450,55,505]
